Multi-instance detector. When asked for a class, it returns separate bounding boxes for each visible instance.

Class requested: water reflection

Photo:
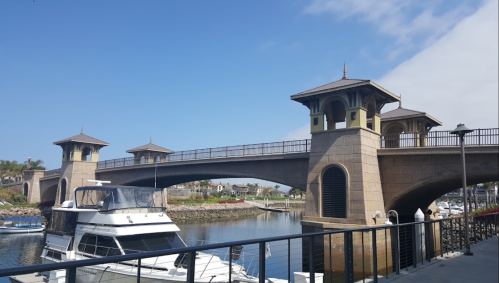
[0,233,45,269]
[177,209,305,281]
[177,209,304,244]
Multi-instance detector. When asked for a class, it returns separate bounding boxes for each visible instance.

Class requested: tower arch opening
[60,178,67,204]
[321,165,347,218]
[366,103,376,130]
[23,183,29,197]
[81,147,92,161]
[383,123,406,148]
[323,99,346,130]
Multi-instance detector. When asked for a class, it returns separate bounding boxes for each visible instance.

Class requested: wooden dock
[258,206,289,213]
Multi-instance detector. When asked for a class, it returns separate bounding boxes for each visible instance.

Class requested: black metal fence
[97,139,312,170]
[381,128,499,148]
[0,213,497,283]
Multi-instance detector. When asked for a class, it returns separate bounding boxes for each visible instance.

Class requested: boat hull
[0,227,44,234]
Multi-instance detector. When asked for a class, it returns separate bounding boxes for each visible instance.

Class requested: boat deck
[9,272,45,283]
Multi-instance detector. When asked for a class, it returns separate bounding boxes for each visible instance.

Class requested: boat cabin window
[46,249,63,260]
[75,186,166,211]
[47,211,77,236]
[117,232,186,254]
[78,233,122,257]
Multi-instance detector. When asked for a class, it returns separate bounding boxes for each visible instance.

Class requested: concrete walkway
[364,237,498,283]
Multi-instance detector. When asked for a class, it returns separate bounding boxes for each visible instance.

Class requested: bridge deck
[361,237,498,283]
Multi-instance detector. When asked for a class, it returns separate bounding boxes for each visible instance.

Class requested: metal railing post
[229,246,233,283]
[344,231,354,283]
[187,251,196,283]
[288,239,291,283]
[329,234,333,283]
[66,267,76,283]
[412,224,417,268]
[308,236,315,283]
[137,258,141,283]
[395,226,400,274]
[458,218,463,250]
[372,228,378,283]
[259,242,266,283]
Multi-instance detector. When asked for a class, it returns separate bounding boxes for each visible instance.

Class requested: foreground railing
[97,139,311,169]
[0,213,497,283]
[381,128,499,148]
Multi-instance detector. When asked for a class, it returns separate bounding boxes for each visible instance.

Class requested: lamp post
[384,210,400,274]
[450,123,473,256]
[27,157,32,169]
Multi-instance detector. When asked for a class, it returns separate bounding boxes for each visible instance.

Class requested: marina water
[0,208,304,282]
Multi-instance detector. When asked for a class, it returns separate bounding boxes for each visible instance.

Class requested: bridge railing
[381,128,499,148]
[43,168,60,177]
[0,213,497,283]
[97,139,311,169]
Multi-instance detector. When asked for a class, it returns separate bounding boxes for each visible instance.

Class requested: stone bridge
[96,153,310,190]
[27,138,498,218]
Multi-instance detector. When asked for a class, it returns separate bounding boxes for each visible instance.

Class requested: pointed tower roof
[53,129,109,146]
[291,65,400,105]
[381,107,442,126]
[126,139,174,154]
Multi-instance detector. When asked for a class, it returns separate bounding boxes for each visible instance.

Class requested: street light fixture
[27,157,32,169]
[384,210,400,275]
[450,123,473,256]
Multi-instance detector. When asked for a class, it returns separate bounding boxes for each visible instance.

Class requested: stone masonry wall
[304,127,386,228]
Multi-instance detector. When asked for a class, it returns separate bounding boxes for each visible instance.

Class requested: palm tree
[23,159,46,170]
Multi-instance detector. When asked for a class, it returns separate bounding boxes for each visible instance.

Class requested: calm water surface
[0,209,304,282]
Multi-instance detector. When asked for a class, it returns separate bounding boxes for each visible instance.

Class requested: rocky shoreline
[0,207,52,224]
[0,201,305,224]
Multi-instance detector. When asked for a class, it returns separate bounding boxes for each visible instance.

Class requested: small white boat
[0,217,44,234]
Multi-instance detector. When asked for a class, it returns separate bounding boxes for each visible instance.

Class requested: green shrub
[11,194,27,204]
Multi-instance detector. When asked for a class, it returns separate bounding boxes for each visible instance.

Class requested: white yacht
[40,185,260,283]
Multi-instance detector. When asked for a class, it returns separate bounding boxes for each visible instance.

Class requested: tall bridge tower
[291,65,400,231]
[53,129,109,204]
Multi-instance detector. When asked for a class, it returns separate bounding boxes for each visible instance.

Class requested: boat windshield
[116,232,186,254]
[75,186,166,211]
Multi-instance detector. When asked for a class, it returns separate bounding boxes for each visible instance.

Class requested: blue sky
[1,0,497,189]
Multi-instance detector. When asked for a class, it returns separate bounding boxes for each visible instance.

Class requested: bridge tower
[291,65,401,230]
[53,129,109,204]
[127,138,175,164]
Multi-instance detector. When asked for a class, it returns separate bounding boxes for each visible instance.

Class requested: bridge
[15,70,499,230]
[18,128,498,218]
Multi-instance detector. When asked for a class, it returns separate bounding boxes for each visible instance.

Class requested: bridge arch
[41,183,57,203]
[95,154,309,191]
[380,149,499,216]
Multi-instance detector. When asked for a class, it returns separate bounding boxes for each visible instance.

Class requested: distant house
[232,184,249,195]
[210,183,231,193]
[248,186,262,196]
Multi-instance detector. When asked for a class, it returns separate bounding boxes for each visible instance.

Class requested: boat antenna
[88,180,111,186]
[154,161,157,188]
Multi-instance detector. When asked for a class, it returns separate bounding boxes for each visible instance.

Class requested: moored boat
[0,217,44,234]
[36,185,262,283]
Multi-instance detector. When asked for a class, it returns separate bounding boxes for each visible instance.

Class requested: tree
[199,179,212,189]
[24,159,45,170]
[274,184,280,190]
[262,187,273,197]
[288,188,301,199]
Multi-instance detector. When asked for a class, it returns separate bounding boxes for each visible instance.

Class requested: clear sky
[1,0,497,189]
